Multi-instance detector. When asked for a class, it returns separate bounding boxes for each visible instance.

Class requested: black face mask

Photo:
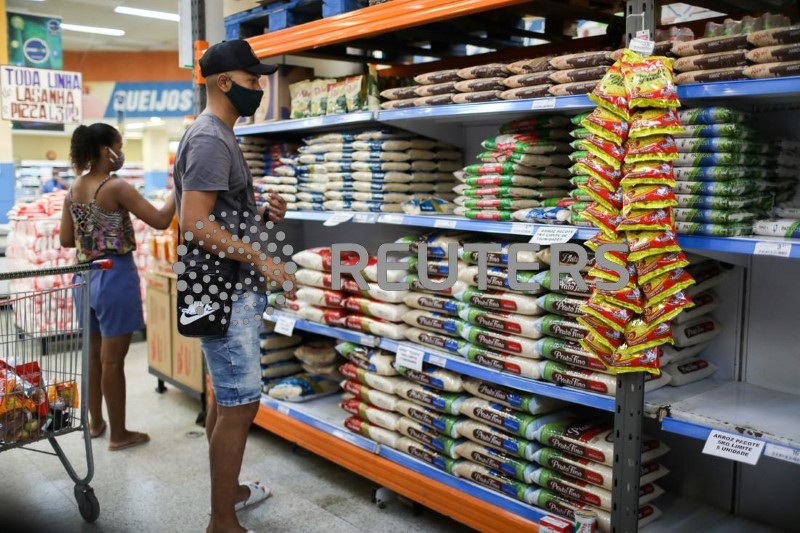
[225,80,264,117]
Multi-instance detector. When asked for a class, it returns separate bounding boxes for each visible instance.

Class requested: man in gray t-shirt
[173,40,294,533]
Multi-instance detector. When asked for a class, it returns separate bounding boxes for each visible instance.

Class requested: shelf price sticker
[353,213,379,224]
[323,212,353,227]
[434,219,458,229]
[530,226,577,245]
[754,242,792,258]
[702,430,765,465]
[427,354,447,367]
[629,37,655,57]
[510,222,535,235]
[396,344,425,372]
[531,97,557,110]
[276,404,290,415]
[764,443,800,465]
[380,214,405,225]
[274,315,297,336]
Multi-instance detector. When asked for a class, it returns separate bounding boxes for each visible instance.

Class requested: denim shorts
[201,290,266,407]
[73,252,145,338]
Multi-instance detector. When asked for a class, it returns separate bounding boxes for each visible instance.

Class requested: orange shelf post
[246,0,532,59]
[254,405,540,533]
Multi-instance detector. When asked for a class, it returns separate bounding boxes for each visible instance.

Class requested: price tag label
[361,335,379,347]
[380,214,405,225]
[395,345,425,372]
[428,354,447,367]
[323,212,353,227]
[702,430,764,465]
[353,213,379,224]
[629,37,655,57]
[636,30,651,40]
[510,222,535,235]
[434,219,458,229]
[276,404,290,415]
[530,226,577,245]
[531,97,557,110]
[274,315,296,336]
[764,443,800,465]
[754,242,792,257]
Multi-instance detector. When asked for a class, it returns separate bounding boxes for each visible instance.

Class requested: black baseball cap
[199,39,278,77]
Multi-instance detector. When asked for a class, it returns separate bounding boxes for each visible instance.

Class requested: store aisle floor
[0,340,466,533]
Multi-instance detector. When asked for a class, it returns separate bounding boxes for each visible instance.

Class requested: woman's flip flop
[89,421,106,439]
[235,481,271,512]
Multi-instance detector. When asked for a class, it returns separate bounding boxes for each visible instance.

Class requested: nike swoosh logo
[179,305,218,326]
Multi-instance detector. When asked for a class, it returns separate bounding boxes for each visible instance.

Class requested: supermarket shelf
[255,394,544,531]
[264,311,615,411]
[284,210,800,258]
[642,494,779,533]
[660,381,800,454]
[643,377,729,419]
[234,112,375,136]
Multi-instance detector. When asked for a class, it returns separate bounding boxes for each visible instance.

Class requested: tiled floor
[0,341,465,533]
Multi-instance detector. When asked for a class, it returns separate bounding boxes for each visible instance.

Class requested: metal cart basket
[0,260,111,522]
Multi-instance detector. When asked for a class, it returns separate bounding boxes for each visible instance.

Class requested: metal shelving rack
[191,0,800,531]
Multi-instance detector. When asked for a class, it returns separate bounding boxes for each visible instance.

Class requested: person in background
[60,123,176,451]
[41,169,69,194]
[173,39,294,533]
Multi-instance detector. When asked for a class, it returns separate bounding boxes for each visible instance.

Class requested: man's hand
[264,193,287,223]
[260,257,296,299]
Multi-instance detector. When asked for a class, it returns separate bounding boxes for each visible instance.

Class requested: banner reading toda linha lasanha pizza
[0,65,82,124]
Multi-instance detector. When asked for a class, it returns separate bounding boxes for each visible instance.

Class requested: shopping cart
[0,259,111,523]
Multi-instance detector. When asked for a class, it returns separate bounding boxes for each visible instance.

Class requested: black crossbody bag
[176,188,248,338]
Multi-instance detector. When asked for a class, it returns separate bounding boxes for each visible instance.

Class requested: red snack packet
[623,319,673,353]
[640,268,696,307]
[581,296,635,332]
[595,285,645,313]
[629,108,683,139]
[581,177,623,213]
[582,204,622,238]
[618,208,675,232]
[588,63,631,121]
[643,291,694,325]
[622,185,678,215]
[578,315,625,350]
[624,56,680,110]
[627,230,681,262]
[578,134,627,169]
[581,107,630,145]
[620,161,676,187]
[573,154,622,192]
[612,347,662,374]
[634,251,689,285]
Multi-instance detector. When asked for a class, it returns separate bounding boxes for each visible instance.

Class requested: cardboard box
[253,65,314,123]
[145,273,172,378]
[170,279,205,392]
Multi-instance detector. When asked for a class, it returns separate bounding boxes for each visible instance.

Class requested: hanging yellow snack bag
[577,135,627,169]
[581,295,635,332]
[581,107,630,145]
[582,204,622,238]
[634,251,689,284]
[622,319,673,354]
[629,109,684,139]
[627,230,681,262]
[624,56,680,110]
[643,291,694,325]
[580,177,623,213]
[640,268,696,307]
[622,184,677,215]
[588,63,631,121]
[618,208,674,232]
[624,135,679,163]
[572,154,621,192]
[620,161,676,188]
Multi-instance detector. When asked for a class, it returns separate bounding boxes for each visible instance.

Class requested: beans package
[747,25,800,47]
[743,61,800,79]
[414,82,458,96]
[381,86,420,101]
[675,68,748,84]
[452,91,503,104]
[415,69,462,85]
[673,50,748,72]
[507,56,556,74]
[549,80,601,96]
[454,77,506,92]
[549,51,612,70]
[549,66,609,84]
[457,63,509,80]
[500,86,554,100]
[671,35,749,57]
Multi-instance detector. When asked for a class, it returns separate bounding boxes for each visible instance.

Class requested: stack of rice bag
[337,341,471,476]
[452,116,577,223]
[273,247,411,339]
[293,130,460,213]
[575,49,697,375]
[264,334,343,402]
[238,137,300,211]
[754,201,800,239]
[672,106,796,237]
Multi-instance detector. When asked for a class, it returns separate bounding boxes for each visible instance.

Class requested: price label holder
[276,404,290,415]
[530,226,577,245]
[702,430,764,465]
[764,443,800,465]
[754,241,792,258]
[629,37,655,57]
[434,218,458,229]
[510,222,535,236]
[323,212,353,227]
[427,354,447,367]
[274,315,296,336]
[353,213,379,224]
[380,214,405,225]
[532,97,557,110]
[360,334,379,347]
[396,344,425,372]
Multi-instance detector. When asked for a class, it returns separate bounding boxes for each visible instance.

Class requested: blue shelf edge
[234,111,376,136]
[260,395,379,453]
[378,446,554,524]
[263,312,615,411]
[283,211,800,258]
[661,416,800,459]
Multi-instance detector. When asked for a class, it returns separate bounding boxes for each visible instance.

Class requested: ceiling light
[61,23,125,36]
[114,6,180,22]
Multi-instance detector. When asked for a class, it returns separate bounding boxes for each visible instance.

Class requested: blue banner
[104,82,194,119]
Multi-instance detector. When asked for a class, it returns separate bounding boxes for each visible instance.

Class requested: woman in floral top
[60,123,175,451]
